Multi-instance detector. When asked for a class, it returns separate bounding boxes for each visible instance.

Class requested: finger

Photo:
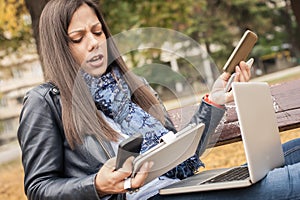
[131,161,153,189]
[238,61,251,81]
[234,66,241,82]
[103,157,117,171]
[238,62,249,81]
[220,71,231,82]
[96,157,127,194]
[246,58,254,68]
[104,157,135,194]
[235,63,250,82]
[112,156,134,180]
[121,156,134,172]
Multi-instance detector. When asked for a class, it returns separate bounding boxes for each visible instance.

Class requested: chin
[91,68,107,77]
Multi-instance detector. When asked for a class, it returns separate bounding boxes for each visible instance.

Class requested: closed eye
[71,37,83,43]
[69,32,84,44]
[94,31,103,36]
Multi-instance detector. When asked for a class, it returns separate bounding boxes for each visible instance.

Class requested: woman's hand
[209,58,253,105]
[95,157,153,197]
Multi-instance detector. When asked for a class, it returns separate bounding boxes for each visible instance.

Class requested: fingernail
[246,58,254,67]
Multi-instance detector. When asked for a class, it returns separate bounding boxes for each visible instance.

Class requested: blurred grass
[0,158,26,200]
[1,66,300,200]
[202,128,300,170]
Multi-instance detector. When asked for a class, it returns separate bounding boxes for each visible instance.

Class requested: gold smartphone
[223,30,258,74]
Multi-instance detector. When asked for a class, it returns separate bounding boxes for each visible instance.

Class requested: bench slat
[167,79,300,147]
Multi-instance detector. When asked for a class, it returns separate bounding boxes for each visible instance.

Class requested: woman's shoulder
[24,82,58,99]
[28,82,59,97]
[23,82,60,108]
[20,82,62,127]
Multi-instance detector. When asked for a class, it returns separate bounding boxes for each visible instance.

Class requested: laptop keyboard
[201,166,249,184]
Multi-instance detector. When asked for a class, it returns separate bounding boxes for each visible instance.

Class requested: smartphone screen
[223,30,258,74]
[115,133,143,170]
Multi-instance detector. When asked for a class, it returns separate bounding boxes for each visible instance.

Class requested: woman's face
[68,3,108,77]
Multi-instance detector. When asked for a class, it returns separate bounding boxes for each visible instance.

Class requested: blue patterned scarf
[83,67,203,179]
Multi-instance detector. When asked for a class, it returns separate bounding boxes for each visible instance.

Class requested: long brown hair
[39,0,165,149]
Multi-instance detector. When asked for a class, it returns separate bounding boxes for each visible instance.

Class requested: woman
[18,0,299,200]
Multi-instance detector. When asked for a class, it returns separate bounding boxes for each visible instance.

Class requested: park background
[1,0,300,199]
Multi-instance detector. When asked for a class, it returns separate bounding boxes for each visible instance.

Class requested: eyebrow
[68,22,102,35]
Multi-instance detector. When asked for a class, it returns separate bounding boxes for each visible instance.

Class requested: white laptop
[159,82,285,195]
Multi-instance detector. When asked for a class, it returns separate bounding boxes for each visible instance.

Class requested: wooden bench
[167,79,300,147]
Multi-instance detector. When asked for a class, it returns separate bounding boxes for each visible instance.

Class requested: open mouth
[86,54,104,68]
[88,54,103,63]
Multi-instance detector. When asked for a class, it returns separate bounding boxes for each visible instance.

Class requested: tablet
[132,123,205,184]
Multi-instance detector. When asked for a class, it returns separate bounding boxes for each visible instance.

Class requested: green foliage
[0,0,32,52]
[95,0,300,94]
[99,0,298,70]
[1,0,298,76]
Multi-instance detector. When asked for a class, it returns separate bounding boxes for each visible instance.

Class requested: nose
[87,33,98,52]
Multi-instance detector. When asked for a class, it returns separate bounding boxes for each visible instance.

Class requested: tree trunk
[24,0,50,64]
[291,0,300,27]
[290,0,300,56]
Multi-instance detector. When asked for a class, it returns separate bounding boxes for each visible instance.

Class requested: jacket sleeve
[189,99,225,157]
[17,88,101,200]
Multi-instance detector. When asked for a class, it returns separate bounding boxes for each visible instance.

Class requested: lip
[86,53,104,68]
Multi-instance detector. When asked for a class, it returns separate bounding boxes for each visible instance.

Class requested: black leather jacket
[17,82,225,200]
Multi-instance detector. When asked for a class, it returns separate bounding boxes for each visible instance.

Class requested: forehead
[68,3,99,30]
